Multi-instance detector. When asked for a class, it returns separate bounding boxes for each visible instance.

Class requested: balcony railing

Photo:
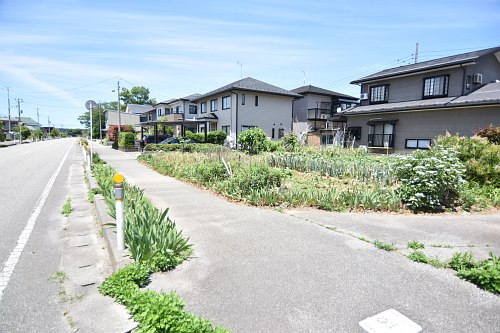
[368,134,394,147]
[307,108,333,120]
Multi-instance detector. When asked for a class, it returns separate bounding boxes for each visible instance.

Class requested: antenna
[301,71,306,85]
[415,42,419,64]
[237,61,243,78]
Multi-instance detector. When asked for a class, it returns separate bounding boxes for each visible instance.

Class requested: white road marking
[360,309,422,333]
[0,143,72,302]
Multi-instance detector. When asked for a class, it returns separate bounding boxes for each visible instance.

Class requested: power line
[7,76,119,94]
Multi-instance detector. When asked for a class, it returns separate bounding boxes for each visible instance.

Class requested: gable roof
[291,85,357,100]
[155,93,201,107]
[351,46,500,84]
[20,117,40,126]
[194,77,302,100]
[341,81,500,116]
[126,104,154,114]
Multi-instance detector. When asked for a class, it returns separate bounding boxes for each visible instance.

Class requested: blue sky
[0,0,499,129]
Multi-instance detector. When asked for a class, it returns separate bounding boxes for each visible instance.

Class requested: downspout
[231,91,239,147]
[460,64,466,95]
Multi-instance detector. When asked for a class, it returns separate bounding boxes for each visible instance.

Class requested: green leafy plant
[62,197,73,216]
[237,127,267,154]
[374,240,397,251]
[407,240,425,250]
[395,145,466,212]
[475,126,500,145]
[456,252,499,294]
[448,252,476,271]
[118,131,136,148]
[408,251,429,263]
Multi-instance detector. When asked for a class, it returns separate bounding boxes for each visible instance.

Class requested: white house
[191,77,302,143]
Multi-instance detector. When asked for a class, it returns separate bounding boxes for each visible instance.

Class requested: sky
[0,0,499,129]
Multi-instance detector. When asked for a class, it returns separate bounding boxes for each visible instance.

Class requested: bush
[281,133,299,151]
[118,131,136,148]
[207,130,227,145]
[395,145,466,212]
[230,163,288,194]
[107,125,133,141]
[435,135,500,187]
[238,127,267,154]
[475,126,500,144]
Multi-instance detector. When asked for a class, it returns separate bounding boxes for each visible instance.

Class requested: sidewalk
[93,143,500,333]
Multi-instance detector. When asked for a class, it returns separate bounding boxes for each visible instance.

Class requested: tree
[120,86,156,106]
[78,105,107,139]
[50,128,61,138]
[0,122,4,142]
[13,126,31,140]
[31,129,44,141]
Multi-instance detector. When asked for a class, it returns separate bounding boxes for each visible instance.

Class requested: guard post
[113,173,125,251]
[86,146,91,169]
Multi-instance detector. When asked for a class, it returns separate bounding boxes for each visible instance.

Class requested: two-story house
[342,46,500,152]
[191,77,302,144]
[153,94,201,136]
[290,85,358,145]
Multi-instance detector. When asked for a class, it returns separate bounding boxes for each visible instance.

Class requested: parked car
[158,137,199,144]
[141,135,170,147]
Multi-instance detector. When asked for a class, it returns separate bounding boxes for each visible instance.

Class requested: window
[278,128,285,139]
[222,96,231,109]
[347,126,361,140]
[368,122,394,147]
[255,95,259,106]
[405,139,431,149]
[466,75,472,90]
[271,128,275,139]
[369,85,389,104]
[241,125,257,132]
[200,102,207,114]
[189,105,197,114]
[222,126,230,135]
[210,99,218,112]
[175,106,181,113]
[423,75,449,98]
[157,108,162,117]
[242,94,245,105]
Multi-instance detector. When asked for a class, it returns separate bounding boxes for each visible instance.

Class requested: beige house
[342,46,500,153]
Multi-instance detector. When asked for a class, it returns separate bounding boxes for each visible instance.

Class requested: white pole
[90,104,93,164]
[116,199,125,251]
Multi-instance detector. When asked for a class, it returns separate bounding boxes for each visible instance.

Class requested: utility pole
[7,88,11,140]
[415,42,419,64]
[98,101,102,141]
[37,108,40,125]
[48,116,51,136]
[16,98,23,144]
[117,80,121,134]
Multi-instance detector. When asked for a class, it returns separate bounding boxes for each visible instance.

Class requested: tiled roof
[181,93,201,101]
[291,85,357,100]
[342,82,500,115]
[127,104,154,114]
[194,77,302,100]
[351,46,500,84]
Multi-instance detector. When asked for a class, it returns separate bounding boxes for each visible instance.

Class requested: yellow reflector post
[113,173,125,184]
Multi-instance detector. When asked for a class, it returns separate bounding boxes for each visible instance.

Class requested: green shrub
[192,162,228,184]
[118,132,136,148]
[207,130,227,145]
[449,252,476,271]
[395,145,466,212]
[238,128,267,154]
[435,135,500,187]
[281,133,299,151]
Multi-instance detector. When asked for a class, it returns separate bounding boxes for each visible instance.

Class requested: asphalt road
[0,138,77,332]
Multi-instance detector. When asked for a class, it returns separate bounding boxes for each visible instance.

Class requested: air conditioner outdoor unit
[473,73,483,84]
[360,93,368,100]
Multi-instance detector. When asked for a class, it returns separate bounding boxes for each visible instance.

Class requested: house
[153,94,201,136]
[0,117,41,139]
[342,46,500,152]
[191,77,302,143]
[290,85,358,145]
[20,117,42,131]
[105,104,152,134]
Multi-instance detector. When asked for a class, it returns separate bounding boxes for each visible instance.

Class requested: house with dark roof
[152,94,201,136]
[342,46,500,152]
[290,85,358,145]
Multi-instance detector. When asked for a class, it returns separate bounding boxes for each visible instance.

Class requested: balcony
[162,113,184,122]
[307,108,333,120]
[368,134,394,147]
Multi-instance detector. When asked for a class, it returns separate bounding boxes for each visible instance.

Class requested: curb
[84,158,132,272]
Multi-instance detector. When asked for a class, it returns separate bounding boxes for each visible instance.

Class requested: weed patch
[407,241,425,250]
[374,240,397,251]
[62,197,73,217]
